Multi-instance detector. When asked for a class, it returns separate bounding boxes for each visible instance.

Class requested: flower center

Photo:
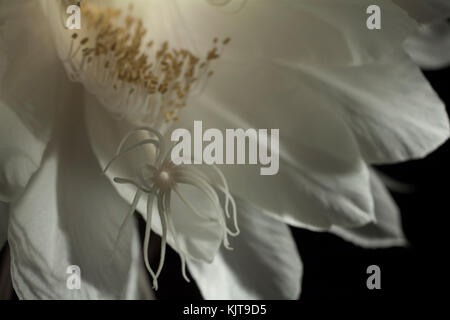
[105,128,240,290]
[159,170,170,181]
[154,167,176,192]
[62,1,229,126]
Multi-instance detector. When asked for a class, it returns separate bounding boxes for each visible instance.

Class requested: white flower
[0,0,449,300]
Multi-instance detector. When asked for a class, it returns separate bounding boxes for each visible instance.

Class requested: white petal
[0,0,63,137]
[393,0,450,23]
[187,199,302,300]
[0,101,46,203]
[175,0,417,66]
[404,21,450,70]
[174,60,375,230]
[83,93,224,262]
[0,0,74,202]
[331,170,407,248]
[46,0,417,67]
[291,50,449,164]
[8,99,141,300]
[0,202,8,251]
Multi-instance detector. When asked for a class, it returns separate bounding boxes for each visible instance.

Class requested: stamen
[62,2,229,125]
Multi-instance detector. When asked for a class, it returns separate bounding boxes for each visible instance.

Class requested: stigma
[105,127,240,290]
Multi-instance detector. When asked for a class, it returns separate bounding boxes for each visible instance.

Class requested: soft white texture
[8,93,141,299]
[289,51,449,164]
[393,0,450,23]
[188,199,303,300]
[404,21,450,70]
[0,102,45,202]
[331,170,407,248]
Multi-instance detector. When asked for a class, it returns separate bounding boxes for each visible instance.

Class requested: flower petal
[8,98,141,299]
[175,0,417,66]
[0,0,63,138]
[330,170,407,248]
[404,21,450,70]
[0,202,8,251]
[291,50,449,164]
[0,0,73,202]
[174,60,375,230]
[393,0,450,23]
[187,198,302,300]
[49,0,416,67]
[0,101,47,203]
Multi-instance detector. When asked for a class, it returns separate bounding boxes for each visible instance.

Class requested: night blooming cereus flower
[0,0,449,299]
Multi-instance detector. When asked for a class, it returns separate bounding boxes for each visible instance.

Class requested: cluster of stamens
[104,127,239,289]
[63,2,229,124]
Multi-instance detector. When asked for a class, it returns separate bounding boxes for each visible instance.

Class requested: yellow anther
[68,1,230,123]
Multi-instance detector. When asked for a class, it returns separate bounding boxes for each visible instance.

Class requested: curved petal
[174,60,375,230]
[43,0,418,68]
[0,202,8,251]
[330,170,407,248]
[8,98,141,300]
[83,93,224,263]
[187,198,302,300]
[175,0,417,66]
[0,0,63,138]
[393,0,450,23]
[0,0,72,202]
[404,21,450,70]
[290,51,449,164]
[0,101,47,202]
